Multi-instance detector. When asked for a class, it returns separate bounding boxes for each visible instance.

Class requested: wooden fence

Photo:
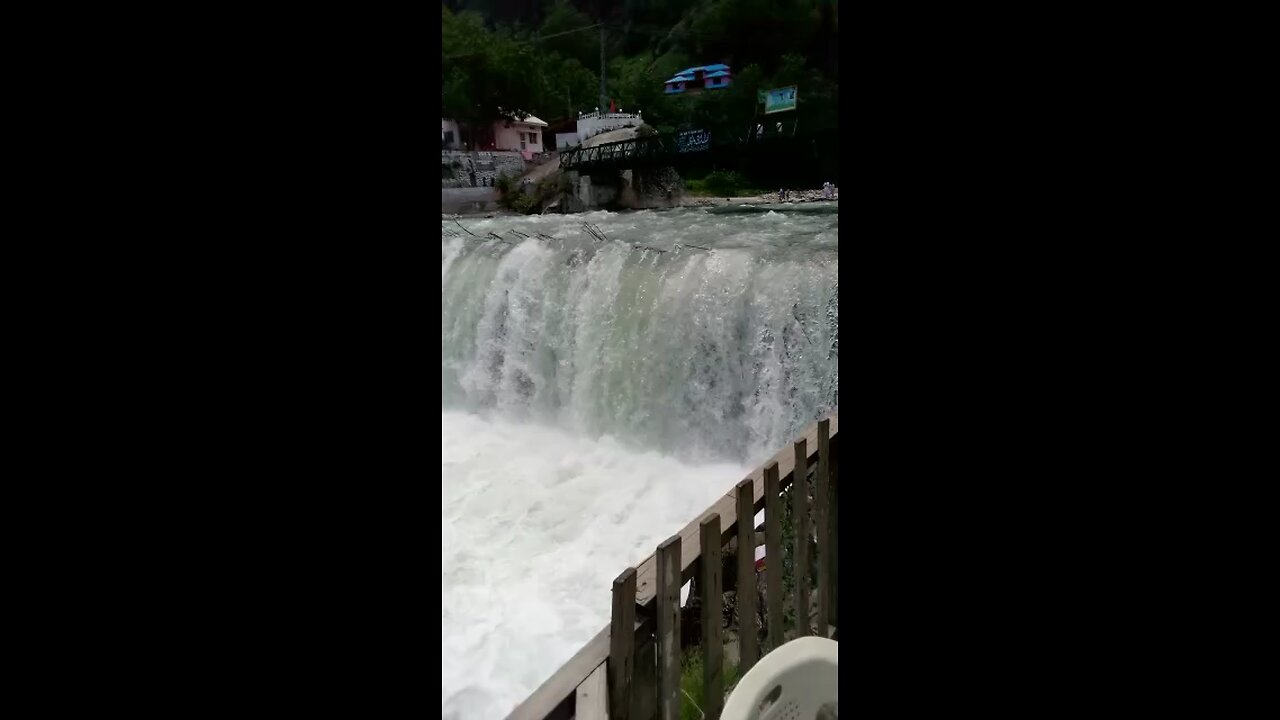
[506,414,839,720]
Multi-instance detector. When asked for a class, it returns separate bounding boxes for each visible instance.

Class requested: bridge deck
[560,120,828,173]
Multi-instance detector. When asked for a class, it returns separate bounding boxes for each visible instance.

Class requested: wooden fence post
[577,664,609,720]
[656,535,682,720]
[794,438,810,637]
[700,514,724,720]
[815,418,830,638]
[631,634,657,720]
[764,462,784,652]
[829,442,838,632]
[735,479,759,674]
[610,568,637,720]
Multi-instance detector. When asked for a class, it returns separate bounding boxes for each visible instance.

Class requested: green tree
[610,54,679,123]
[540,0,599,71]
[684,0,819,75]
[441,0,838,143]
[442,7,547,125]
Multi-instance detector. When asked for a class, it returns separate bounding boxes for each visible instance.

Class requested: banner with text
[764,86,797,114]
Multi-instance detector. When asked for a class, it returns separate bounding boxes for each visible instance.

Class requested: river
[441,205,838,718]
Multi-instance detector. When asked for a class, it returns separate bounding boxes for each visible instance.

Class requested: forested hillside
[442,0,838,137]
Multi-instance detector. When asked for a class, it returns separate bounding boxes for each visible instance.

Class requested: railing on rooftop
[578,111,642,121]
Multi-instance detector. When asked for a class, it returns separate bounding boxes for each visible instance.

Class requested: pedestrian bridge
[559,119,834,174]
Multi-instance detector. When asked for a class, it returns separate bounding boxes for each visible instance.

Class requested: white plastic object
[722,636,838,720]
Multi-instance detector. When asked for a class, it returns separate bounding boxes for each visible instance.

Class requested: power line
[443,23,602,60]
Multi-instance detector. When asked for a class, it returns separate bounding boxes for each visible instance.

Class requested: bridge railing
[559,120,838,172]
[505,414,840,720]
[560,135,668,169]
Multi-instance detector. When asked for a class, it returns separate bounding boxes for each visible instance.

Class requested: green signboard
[764,85,797,114]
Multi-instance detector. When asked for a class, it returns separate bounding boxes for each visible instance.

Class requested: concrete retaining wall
[442,150,526,188]
[442,187,501,214]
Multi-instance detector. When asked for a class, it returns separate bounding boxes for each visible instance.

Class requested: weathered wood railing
[507,413,839,720]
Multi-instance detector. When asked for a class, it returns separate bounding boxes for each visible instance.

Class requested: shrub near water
[704,170,747,195]
[498,172,572,215]
[686,170,758,197]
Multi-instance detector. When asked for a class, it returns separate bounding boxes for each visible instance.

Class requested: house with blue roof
[664,64,733,95]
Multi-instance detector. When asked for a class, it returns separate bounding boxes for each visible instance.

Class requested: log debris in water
[452,218,478,237]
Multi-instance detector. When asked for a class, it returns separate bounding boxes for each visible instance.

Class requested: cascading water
[442,207,838,464]
[441,205,837,719]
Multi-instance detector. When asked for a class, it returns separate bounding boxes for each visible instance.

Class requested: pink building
[494,115,546,160]
[440,115,548,158]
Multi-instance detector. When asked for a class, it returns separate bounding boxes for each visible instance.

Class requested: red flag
[610,99,616,113]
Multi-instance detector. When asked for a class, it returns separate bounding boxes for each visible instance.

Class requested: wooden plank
[609,568,637,720]
[634,414,840,606]
[576,663,610,720]
[763,462,784,652]
[814,419,830,638]
[630,635,657,720]
[656,535,682,720]
[634,493,734,607]
[734,479,759,674]
[507,414,839,720]
[793,438,810,637]
[829,440,839,629]
[505,625,608,720]
[700,514,724,720]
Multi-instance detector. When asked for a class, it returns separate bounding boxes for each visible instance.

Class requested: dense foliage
[442,0,838,136]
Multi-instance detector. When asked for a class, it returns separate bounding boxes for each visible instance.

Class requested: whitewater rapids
[442,207,837,718]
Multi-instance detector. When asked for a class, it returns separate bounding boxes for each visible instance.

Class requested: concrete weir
[442,187,500,215]
[559,169,684,212]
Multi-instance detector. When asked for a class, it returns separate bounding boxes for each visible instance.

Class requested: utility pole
[599,23,607,112]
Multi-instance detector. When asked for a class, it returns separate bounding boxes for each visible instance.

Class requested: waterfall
[441,209,838,463]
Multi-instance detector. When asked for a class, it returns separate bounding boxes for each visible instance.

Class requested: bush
[636,124,658,138]
[704,170,747,196]
[507,192,538,213]
[681,651,739,720]
[497,171,572,215]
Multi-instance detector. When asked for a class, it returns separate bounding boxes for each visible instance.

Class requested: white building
[575,109,642,142]
[493,115,547,160]
[442,118,461,149]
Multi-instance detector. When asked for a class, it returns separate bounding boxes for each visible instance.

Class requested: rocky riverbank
[678,188,838,208]
[442,186,838,219]
[762,187,839,203]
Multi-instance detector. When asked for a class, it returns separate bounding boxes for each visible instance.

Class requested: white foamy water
[442,207,837,718]
[442,208,838,462]
[441,410,748,719]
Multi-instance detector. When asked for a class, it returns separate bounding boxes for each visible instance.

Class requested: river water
[441,205,838,718]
